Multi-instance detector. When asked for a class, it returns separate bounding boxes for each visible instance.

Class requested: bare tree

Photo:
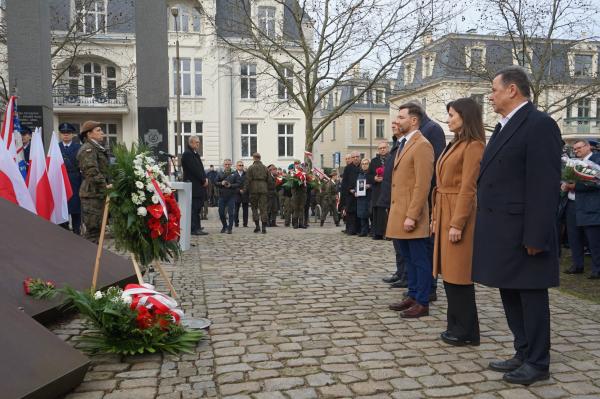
[199,0,452,159]
[452,0,600,116]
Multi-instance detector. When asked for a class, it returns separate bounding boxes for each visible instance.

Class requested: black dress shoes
[564,267,584,274]
[191,230,208,236]
[503,363,550,386]
[440,331,480,347]
[390,279,408,288]
[382,274,400,283]
[489,357,523,372]
[220,227,227,233]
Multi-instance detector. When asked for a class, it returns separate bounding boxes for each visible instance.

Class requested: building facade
[389,33,600,142]
[314,78,392,170]
[1,0,306,168]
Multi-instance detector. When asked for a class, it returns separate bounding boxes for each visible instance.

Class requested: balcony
[52,87,129,114]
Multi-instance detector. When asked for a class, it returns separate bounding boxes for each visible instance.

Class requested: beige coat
[432,140,485,284]
[386,132,434,239]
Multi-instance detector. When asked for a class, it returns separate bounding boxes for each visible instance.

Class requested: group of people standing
[361,66,561,386]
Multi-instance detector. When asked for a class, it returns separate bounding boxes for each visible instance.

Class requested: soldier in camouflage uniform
[291,166,307,229]
[318,170,341,227]
[244,153,269,233]
[266,164,279,227]
[76,121,110,244]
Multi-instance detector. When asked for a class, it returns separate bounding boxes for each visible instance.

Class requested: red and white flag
[0,137,36,213]
[1,95,17,158]
[304,150,313,161]
[47,132,73,224]
[26,128,54,220]
[147,170,168,219]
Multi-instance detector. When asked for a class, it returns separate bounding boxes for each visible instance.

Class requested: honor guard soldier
[77,121,110,243]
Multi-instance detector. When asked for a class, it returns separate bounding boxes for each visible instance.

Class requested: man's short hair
[252,152,261,160]
[398,102,424,124]
[188,135,200,144]
[495,66,531,98]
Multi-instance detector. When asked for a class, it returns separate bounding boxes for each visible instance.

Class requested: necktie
[394,138,407,162]
[487,123,502,145]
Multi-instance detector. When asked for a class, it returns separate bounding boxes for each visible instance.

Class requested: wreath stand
[90,197,178,298]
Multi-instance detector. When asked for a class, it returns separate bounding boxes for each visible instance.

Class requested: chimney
[466,28,477,34]
[422,30,433,45]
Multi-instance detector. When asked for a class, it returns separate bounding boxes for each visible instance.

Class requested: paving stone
[104,388,157,399]
[284,388,318,399]
[423,386,473,397]
[306,372,336,386]
[219,382,261,396]
[263,377,304,391]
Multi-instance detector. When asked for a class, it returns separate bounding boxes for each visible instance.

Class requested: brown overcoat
[432,139,485,284]
[386,131,434,239]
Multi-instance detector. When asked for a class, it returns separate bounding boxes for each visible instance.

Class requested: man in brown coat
[386,104,434,318]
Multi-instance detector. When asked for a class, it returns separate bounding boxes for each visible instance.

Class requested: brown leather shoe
[400,303,429,318]
[388,297,415,312]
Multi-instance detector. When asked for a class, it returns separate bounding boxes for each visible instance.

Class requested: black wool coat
[367,155,386,209]
[472,102,562,289]
[341,163,360,213]
[181,146,207,200]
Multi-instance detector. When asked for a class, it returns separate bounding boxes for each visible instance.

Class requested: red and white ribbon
[146,170,168,219]
[123,283,184,323]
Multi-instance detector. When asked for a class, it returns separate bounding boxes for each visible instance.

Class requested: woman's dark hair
[446,98,486,143]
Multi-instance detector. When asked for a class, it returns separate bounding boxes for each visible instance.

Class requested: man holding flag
[58,123,82,234]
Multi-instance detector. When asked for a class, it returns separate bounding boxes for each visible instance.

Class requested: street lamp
[171,7,182,158]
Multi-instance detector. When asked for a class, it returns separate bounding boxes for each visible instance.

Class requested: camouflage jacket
[244,160,269,194]
[77,139,109,199]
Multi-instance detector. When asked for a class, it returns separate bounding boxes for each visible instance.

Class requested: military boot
[261,222,267,234]
[254,221,261,233]
[292,218,298,229]
[320,219,325,227]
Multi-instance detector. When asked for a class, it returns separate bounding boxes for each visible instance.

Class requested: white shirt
[499,101,529,130]
[568,152,592,201]
[401,129,419,144]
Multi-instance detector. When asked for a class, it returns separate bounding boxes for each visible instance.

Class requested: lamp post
[171,7,182,158]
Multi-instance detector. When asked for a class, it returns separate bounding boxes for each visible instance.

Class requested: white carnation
[131,193,141,205]
[135,181,144,189]
[94,291,103,300]
[163,187,172,195]
[152,195,159,204]
[147,183,154,192]
[122,295,132,304]
[137,207,147,216]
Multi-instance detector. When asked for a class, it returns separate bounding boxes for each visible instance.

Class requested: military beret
[79,120,102,141]
[58,122,77,133]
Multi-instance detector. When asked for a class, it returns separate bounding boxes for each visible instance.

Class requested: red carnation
[376,166,384,177]
[135,307,154,329]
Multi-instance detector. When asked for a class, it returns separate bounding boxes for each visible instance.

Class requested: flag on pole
[47,132,72,224]
[0,137,36,213]
[13,131,27,179]
[26,128,54,220]
[147,170,168,219]
[304,150,313,161]
[1,96,17,158]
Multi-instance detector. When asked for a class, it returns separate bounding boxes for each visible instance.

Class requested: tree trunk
[304,122,314,170]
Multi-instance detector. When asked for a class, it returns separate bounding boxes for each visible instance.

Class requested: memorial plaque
[17,105,44,130]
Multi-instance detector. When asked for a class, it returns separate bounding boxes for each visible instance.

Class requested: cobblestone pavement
[56,209,600,399]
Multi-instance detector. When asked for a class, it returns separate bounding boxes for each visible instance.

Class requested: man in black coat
[181,136,208,236]
[367,141,389,240]
[341,151,361,235]
[472,66,562,385]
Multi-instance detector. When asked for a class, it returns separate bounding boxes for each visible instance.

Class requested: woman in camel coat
[431,97,485,346]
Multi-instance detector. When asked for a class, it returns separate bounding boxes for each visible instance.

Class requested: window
[83,62,102,96]
[356,87,365,103]
[470,94,484,111]
[375,89,384,104]
[75,0,106,33]
[100,123,118,149]
[332,121,336,141]
[68,65,80,95]
[258,6,276,37]
[106,66,116,99]
[358,119,365,139]
[376,119,384,138]
[278,124,294,157]
[172,58,191,96]
[194,59,202,96]
[404,62,416,84]
[278,67,293,100]
[577,98,591,118]
[169,6,201,33]
[241,123,257,157]
[173,121,203,156]
[468,47,484,70]
[574,54,594,77]
[422,54,435,77]
[241,63,257,99]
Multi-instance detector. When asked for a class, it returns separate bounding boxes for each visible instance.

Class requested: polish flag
[26,128,54,220]
[304,150,313,161]
[0,137,36,213]
[47,132,72,224]
[147,170,168,219]
[1,96,17,158]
